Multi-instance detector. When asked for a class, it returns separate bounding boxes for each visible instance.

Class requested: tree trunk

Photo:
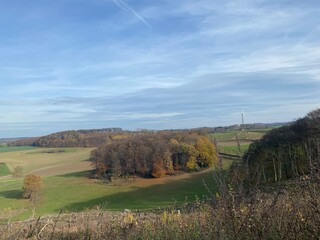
[273,158,278,182]
[305,140,313,175]
[262,165,267,183]
[278,160,282,181]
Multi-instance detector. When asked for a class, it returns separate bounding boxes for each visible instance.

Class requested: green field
[0,146,233,219]
[218,144,250,156]
[0,163,10,176]
[0,146,37,153]
[1,166,231,218]
[0,163,231,218]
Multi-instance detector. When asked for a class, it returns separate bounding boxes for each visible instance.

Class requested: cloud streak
[111,0,152,29]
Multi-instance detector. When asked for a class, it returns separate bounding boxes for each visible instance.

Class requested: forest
[243,109,320,184]
[91,131,218,178]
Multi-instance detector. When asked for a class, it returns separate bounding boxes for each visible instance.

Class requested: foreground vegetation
[1,165,319,239]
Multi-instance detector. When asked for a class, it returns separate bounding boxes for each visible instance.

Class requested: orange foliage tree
[22,174,42,199]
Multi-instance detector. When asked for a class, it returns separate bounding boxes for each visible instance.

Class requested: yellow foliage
[124,212,134,224]
[161,211,168,224]
[186,156,197,171]
[195,136,218,167]
[169,138,179,146]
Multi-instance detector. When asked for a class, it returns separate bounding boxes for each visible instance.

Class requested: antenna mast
[241,110,244,131]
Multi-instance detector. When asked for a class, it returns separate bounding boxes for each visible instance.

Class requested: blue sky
[0,0,320,137]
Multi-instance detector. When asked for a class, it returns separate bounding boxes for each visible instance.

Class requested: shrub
[11,166,23,178]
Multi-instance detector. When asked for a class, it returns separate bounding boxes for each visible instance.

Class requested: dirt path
[130,167,214,188]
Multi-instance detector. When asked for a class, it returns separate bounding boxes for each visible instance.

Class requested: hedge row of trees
[244,109,320,184]
[13,128,212,148]
[14,129,127,147]
[91,132,218,179]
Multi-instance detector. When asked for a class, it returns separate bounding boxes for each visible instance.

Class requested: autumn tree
[151,160,166,178]
[22,174,42,200]
[195,136,218,167]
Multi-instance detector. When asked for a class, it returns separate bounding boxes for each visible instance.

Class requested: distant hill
[0,137,31,144]
[13,128,126,147]
[207,122,291,133]
[11,123,290,148]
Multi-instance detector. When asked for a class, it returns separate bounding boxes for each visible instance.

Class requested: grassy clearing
[0,159,233,219]
[0,163,10,177]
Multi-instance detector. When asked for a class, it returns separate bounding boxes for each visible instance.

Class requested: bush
[11,166,23,178]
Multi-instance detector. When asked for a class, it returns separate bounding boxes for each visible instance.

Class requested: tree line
[243,109,320,184]
[13,128,127,147]
[91,131,218,179]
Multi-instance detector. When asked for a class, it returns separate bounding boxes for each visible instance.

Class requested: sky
[0,0,320,138]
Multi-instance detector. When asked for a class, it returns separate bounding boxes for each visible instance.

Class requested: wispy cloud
[111,0,152,29]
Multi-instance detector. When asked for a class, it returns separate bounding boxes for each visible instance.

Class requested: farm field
[212,130,267,142]
[0,146,234,219]
[218,144,250,156]
[0,147,94,178]
[0,146,36,153]
[212,130,268,156]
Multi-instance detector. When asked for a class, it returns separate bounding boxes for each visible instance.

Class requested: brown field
[217,140,252,146]
[0,147,94,178]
